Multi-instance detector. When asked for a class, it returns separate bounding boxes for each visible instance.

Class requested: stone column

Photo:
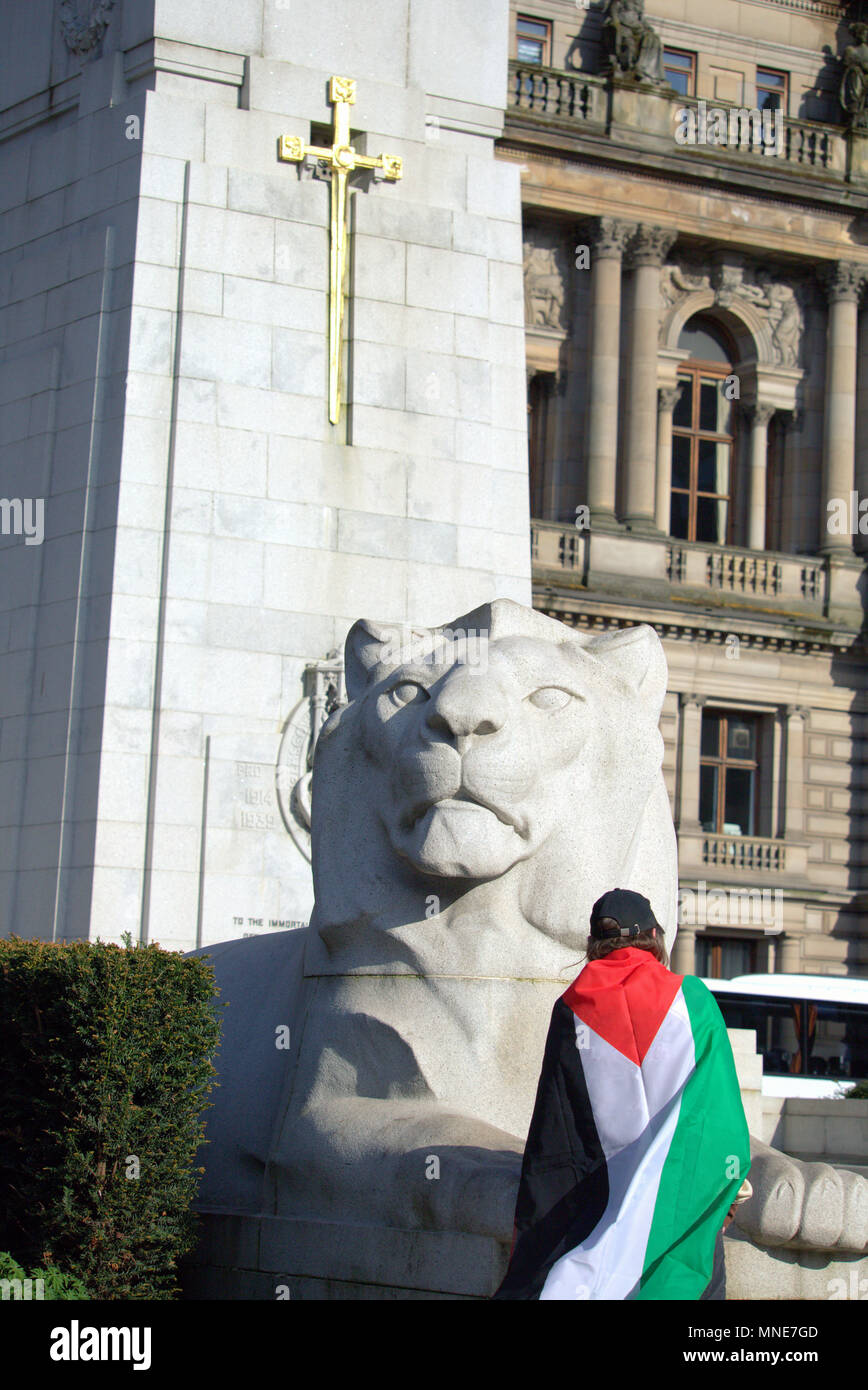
[670,924,696,976]
[820,262,867,555]
[783,704,809,839]
[584,217,634,526]
[677,692,706,832]
[623,225,677,532]
[655,385,682,532]
[745,402,775,550]
[779,935,802,974]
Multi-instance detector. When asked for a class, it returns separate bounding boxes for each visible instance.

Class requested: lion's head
[305,599,677,980]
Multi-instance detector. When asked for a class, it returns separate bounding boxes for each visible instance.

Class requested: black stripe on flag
[492,998,608,1299]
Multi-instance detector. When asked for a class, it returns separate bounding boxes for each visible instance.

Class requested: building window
[516,16,551,66]
[765,414,783,551]
[695,935,758,980]
[528,373,551,517]
[757,68,787,112]
[664,48,696,96]
[671,319,736,544]
[700,711,759,836]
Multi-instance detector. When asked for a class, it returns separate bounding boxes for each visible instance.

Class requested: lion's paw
[736,1138,868,1252]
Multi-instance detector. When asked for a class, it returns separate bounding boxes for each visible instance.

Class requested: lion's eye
[527,687,573,711]
[388,681,429,707]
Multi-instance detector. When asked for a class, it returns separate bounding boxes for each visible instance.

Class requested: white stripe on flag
[540,988,695,1300]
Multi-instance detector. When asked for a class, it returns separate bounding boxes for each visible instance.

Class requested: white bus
[701,973,868,1098]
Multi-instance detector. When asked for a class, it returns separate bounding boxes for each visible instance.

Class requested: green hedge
[0,937,221,1299]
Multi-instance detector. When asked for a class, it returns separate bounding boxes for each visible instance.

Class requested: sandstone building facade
[506,0,868,978]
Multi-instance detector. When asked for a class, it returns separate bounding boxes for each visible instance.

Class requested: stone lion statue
[192,599,868,1296]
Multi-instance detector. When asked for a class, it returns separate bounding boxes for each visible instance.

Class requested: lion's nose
[424,676,508,741]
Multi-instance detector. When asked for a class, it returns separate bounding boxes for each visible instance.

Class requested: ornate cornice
[532,604,864,658]
[497,143,867,224]
[750,0,842,14]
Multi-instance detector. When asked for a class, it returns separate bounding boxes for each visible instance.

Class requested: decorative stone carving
[276,652,346,862]
[523,232,568,331]
[713,258,768,309]
[658,385,683,413]
[659,262,709,311]
[840,22,868,132]
[745,402,777,428]
[763,281,802,366]
[820,260,868,304]
[194,598,868,1297]
[785,704,811,722]
[59,0,115,57]
[600,0,666,85]
[660,255,804,368]
[628,224,677,268]
[585,216,634,261]
[197,600,680,1270]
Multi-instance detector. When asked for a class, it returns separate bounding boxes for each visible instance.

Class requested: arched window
[670,316,737,545]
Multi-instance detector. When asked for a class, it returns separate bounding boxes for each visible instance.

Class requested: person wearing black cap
[587,886,669,964]
[492,888,751,1301]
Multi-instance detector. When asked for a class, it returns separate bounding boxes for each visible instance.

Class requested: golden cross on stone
[278,76,403,426]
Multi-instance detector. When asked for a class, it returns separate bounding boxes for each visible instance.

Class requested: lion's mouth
[403,790,528,837]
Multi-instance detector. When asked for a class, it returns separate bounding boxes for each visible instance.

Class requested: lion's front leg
[273,1097,523,1240]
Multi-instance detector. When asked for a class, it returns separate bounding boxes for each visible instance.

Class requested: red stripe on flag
[562,947,683,1066]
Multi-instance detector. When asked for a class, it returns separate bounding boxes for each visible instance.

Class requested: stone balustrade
[531,522,845,622]
[507,63,848,179]
[678,827,810,881]
[702,834,787,872]
[668,539,827,613]
[705,550,783,596]
[531,521,851,625]
[674,95,845,174]
[509,64,606,124]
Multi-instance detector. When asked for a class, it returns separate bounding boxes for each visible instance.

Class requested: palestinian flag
[493,946,750,1300]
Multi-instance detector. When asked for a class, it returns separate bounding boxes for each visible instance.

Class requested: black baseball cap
[589,889,660,940]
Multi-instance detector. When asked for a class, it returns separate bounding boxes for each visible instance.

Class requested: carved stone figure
[523,242,566,330]
[601,0,665,85]
[59,0,116,57]
[713,258,767,309]
[193,599,868,1296]
[659,262,709,311]
[764,282,803,368]
[275,652,345,862]
[660,257,803,368]
[840,22,868,133]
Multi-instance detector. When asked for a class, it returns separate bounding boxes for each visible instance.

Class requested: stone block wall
[0,0,532,952]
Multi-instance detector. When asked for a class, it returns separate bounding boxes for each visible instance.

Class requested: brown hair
[585,918,670,968]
